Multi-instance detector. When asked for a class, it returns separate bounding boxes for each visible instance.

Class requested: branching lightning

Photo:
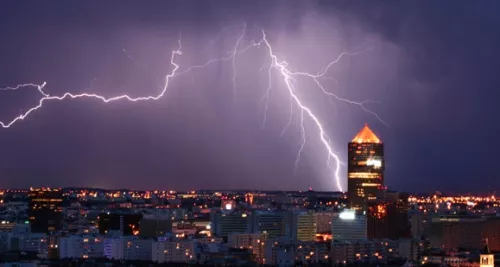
[0,40,182,129]
[260,30,344,191]
[0,82,48,94]
[0,26,385,192]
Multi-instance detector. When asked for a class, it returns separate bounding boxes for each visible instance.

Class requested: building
[58,235,104,259]
[44,234,60,260]
[291,211,317,242]
[0,232,9,254]
[265,240,295,267]
[170,208,188,221]
[210,210,251,238]
[385,193,411,239]
[398,238,424,261]
[315,211,336,234]
[228,233,267,263]
[330,239,398,263]
[123,238,153,261]
[367,201,388,239]
[367,193,410,240]
[264,238,330,266]
[332,210,367,241]
[10,232,46,253]
[139,216,172,238]
[103,237,124,260]
[480,241,494,267]
[27,188,63,233]
[427,215,484,250]
[421,242,494,267]
[151,239,196,263]
[252,211,291,239]
[411,212,426,240]
[98,213,142,236]
[347,124,384,211]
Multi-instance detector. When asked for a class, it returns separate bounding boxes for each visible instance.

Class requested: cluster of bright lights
[339,209,356,220]
[409,194,498,204]
[0,26,385,192]
[409,194,500,213]
[366,158,382,168]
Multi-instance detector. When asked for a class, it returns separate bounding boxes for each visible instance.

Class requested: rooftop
[352,123,381,144]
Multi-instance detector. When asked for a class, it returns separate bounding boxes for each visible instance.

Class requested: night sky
[1,1,499,193]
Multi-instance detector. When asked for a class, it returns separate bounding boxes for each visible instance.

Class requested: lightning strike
[0,26,385,192]
[231,23,246,99]
[286,49,387,126]
[260,62,273,128]
[0,82,48,96]
[0,40,182,129]
[294,109,306,173]
[280,95,294,137]
[176,39,261,76]
[260,30,344,191]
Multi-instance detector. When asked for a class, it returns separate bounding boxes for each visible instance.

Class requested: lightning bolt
[0,27,384,192]
[257,31,386,191]
[0,40,182,129]
[259,31,383,191]
[259,31,346,191]
[178,29,383,191]
[260,62,274,128]
[0,82,48,96]
[231,23,247,98]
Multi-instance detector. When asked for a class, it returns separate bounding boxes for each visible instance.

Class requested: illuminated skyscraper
[348,124,384,211]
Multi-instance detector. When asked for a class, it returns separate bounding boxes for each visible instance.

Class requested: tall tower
[348,124,384,211]
[480,239,494,267]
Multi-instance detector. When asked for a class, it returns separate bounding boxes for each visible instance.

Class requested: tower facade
[347,124,384,211]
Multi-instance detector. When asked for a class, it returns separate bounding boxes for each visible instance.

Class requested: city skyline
[2,174,499,265]
[1,1,500,192]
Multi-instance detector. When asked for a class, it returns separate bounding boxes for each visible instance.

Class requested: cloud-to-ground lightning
[260,30,344,191]
[0,26,385,192]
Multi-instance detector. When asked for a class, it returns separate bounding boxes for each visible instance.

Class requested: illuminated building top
[351,123,381,144]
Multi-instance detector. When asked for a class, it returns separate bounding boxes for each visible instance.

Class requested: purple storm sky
[0,1,499,193]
